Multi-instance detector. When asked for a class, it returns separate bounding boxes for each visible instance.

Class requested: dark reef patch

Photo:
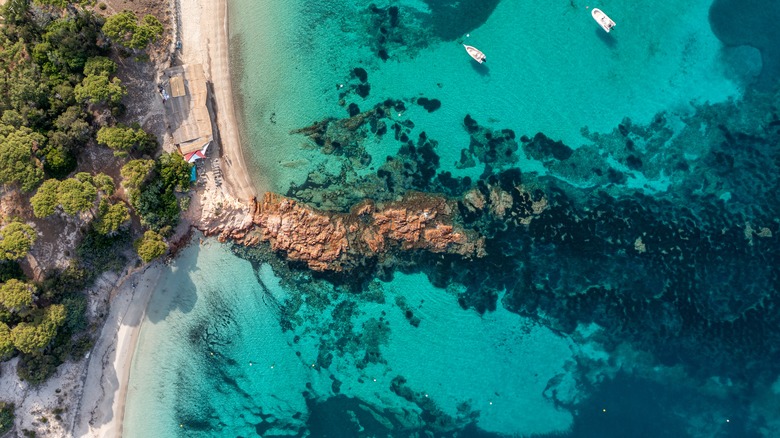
[352,67,368,83]
[421,0,501,41]
[305,395,392,436]
[364,4,433,61]
[522,132,573,161]
[457,114,519,169]
[416,97,442,112]
[709,0,780,89]
[568,373,697,437]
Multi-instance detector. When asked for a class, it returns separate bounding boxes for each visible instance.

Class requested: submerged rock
[523,132,573,161]
[457,114,519,168]
[416,97,441,113]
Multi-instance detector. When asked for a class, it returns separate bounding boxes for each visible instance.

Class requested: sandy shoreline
[179,0,258,203]
[68,0,258,436]
[70,265,162,438]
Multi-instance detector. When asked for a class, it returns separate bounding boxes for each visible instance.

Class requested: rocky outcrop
[207,192,485,272]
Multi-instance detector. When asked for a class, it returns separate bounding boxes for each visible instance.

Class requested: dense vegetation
[0,0,188,397]
[123,152,192,235]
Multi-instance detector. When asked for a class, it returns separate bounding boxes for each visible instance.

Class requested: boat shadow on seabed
[595,27,617,48]
[470,59,490,76]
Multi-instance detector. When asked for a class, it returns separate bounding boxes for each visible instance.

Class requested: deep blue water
[124,0,780,436]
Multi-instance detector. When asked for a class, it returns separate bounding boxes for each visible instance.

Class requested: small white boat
[591,8,616,33]
[463,44,486,64]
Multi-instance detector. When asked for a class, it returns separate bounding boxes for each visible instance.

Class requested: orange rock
[221,191,484,272]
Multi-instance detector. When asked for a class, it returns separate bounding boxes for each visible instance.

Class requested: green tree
[31,179,60,218]
[42,143,77,178]
[54,106,91,146]
[37,12,102,75]
[0,126,45,192]
[74,171,93,184]
[0,279,35,312]
[93,200,130,235]
[102,11,163,50]
[48,83,76,115]
[83,56,117,77]
[8,66,49,123]
[120,159,154,191]
[96,124,151,157]
[2,0,32,27]
[0,260,24,283]
[1,110,24,128]
[134,230,167,263]
[134,179,177,232]
[0,322,14,360]
[10,304,65,354]
[57,177,97,215]
[94,173,115,195]
[131,14,164,49]
[74,74,126,107]
[101,11,137,47]
[158,152,192,191]
[0,222,37,261]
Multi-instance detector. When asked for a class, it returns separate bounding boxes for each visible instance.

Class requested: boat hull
[591,8,616,33]
[463,45,486,64]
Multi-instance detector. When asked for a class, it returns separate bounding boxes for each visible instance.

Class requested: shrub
[16,352,59,385]
[134,230,167,263]
[76,229,129,274]
[39,265,89,303]
[0,401,14,436]
[0,279,35,312]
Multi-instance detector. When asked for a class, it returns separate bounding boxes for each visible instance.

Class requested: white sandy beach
[177,0,257,204]
[67,0,257,436]
[70,265,162,438]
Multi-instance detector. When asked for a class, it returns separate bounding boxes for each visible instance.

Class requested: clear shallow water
[229,0,755,192]
[125,242,578,436]
[125,0,780,436]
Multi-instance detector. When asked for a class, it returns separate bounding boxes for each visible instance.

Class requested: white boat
[591,8,616,33]
[463,45,486,64]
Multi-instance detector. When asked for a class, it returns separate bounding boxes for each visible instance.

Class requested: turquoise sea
[124,0,780,436]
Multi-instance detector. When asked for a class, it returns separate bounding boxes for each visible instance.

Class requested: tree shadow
[146,242,200,323]
[72,241,201,435]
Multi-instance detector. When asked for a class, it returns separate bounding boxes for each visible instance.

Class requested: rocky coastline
[204,191,487,273]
